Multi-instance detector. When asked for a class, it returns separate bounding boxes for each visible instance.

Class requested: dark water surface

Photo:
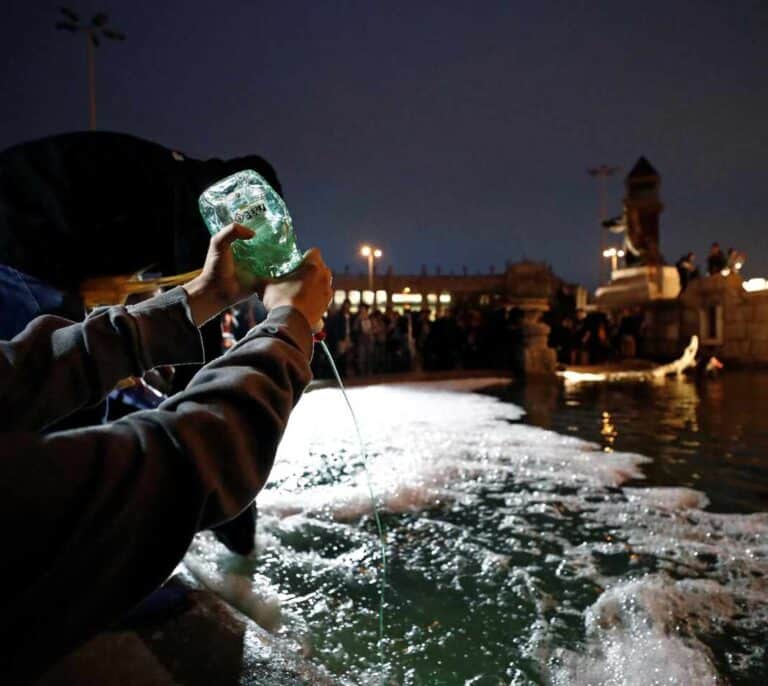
[490,371,768,514]
[186,378,768,684]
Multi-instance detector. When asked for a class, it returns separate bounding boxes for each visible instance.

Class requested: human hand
[262,248,333,331]
[183,223,260,326]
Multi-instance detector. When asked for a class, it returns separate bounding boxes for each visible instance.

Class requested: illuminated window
[439,293,452,304]
[427,293,438,304]
[362,290,375,305]
[376,290,388,305]
[392,293,423,304]
[348,291,361,305]
[333,290,347,306]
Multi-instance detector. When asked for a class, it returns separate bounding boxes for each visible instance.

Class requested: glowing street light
[55,7,126,130]
[602,247,625,272]
[360,244,383,292]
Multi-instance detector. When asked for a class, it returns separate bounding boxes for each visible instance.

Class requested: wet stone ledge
[36,569,338,686]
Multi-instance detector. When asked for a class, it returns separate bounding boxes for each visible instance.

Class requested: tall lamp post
[360,244,383,294]
[587,164,620,284]
[56,7,126,130]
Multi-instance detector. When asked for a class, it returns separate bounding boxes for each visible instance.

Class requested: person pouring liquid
[0,223,332,682]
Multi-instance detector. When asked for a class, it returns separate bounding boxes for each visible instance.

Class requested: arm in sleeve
[0,287,204,432]
[0,306,313,679]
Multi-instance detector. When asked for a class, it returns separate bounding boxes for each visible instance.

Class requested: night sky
[2,1,766,290]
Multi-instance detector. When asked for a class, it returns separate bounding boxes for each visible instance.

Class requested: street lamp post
[588,164,620,284]
[56,7,126,130]
[360,244,383,294]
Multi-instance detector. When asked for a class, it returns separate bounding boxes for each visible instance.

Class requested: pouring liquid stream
[316,338,388,649]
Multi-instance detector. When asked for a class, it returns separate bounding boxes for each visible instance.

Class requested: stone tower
[623,157,663,266]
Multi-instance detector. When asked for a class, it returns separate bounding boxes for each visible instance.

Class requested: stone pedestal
[595,265,681,309]
[512,297,556,376]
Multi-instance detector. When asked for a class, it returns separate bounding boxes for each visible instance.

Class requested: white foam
[265,383,649,521]
[623,486,710,511]
[550,576,732,686]
[183,533,284,632]
[547,487,768,684]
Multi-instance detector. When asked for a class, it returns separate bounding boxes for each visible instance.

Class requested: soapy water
[183,381,768,685]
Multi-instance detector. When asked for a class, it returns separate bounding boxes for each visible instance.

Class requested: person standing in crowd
[413,307,432,371]
[707,242,727,275]
[370,308,388,373]
[424,307,462,370]
[387,308,413,372]
[676,252,699,292]
[353,303,374,376]
[327,299,353,376]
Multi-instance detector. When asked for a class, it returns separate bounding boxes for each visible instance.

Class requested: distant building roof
[627,156,658,179]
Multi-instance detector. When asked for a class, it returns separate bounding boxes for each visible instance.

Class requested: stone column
[513,297,556,376]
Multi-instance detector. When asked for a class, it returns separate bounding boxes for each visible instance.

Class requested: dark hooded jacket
[0,131,283,289]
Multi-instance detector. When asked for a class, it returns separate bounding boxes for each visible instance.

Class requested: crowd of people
[220,285,654,376]
[315,299,525,377]
[547,307,645,365]
[676,242,745,292]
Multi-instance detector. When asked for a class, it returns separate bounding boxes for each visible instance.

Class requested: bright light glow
[376,290,387,304]
[602,247,622,258]
[374,249,383,258]
[392,293,423,304]
[743,277,768,293]
[735,261,743,271]
[403,286,411,294]
[562,369,608,383]
[333,289,347,306]
[348,290,361,305]
[362,290,375,305]
[439,293,452,304]
[427,293,438,304]
[360,245,371,257]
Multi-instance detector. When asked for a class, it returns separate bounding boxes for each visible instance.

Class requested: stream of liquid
[317,339,388,646]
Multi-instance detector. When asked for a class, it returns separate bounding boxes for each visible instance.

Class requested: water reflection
[600,411,617,452]
[493,371,768,513]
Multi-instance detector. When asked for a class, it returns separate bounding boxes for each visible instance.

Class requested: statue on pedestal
[622,157,664,266]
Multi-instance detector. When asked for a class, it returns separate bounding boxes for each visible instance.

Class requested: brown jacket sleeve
[0,296,313,682]
[0,287,205,432]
